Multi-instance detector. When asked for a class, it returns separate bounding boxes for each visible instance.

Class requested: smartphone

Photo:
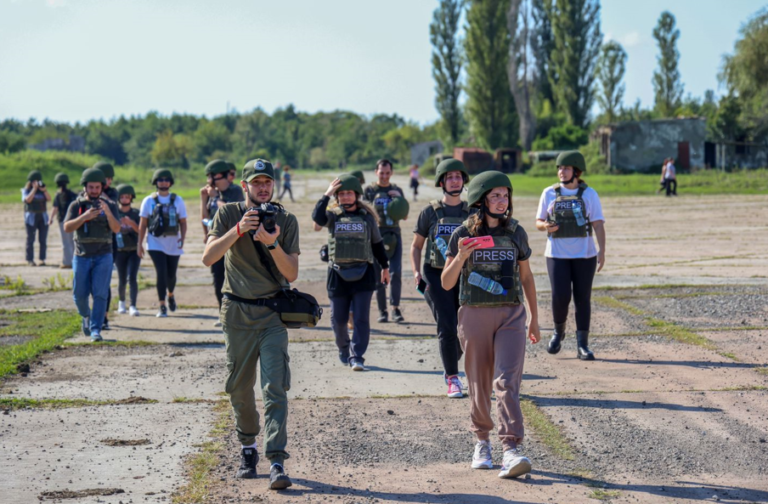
[416,278,427,295]
[464,236,494,249]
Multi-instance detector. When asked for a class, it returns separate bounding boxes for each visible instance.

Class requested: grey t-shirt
[414,202,467,237]
[447,222,532,263]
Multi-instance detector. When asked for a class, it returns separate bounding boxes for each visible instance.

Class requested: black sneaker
[339,351,350,365]
[377,310,388,323]
[392,308,404,323]
[235,448,258,479]
[168,296,177,312]
[156,305,168,318]
[102,319,110,331]
[269,463,292,490]
[81,317,91,337]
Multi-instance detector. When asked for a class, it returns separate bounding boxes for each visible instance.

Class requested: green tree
[0,131,25,153]
[507,0,537,150]
[464,0,518,150]
[545,0,602,128]
[193,120,232,162]
[431,0,465,148]
[596,41,627,123]
[150,130,194,168]
[652,11,684,117]
[531,0,554,105]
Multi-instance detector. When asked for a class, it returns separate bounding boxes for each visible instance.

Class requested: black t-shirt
[53,189,78,223]
[447,222,532,263]
[414,202,467,237]
[64,197,119,257]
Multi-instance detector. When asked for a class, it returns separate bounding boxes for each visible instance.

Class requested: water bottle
[115,233,125,249]
[468,272,507,296]
[435,237,449,259]
[169,204,177,227]
[383,200,393,226]
[202,218,212,228]
[573,204,586,227]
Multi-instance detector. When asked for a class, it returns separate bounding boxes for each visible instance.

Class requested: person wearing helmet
[535,151,606,361]
[441,170,541,479]
[350,170,365,186]
[93,161,119,202]
[63,168,121,342]
[363,159,408,323]
[202,158,299,490]
[410,158,471,398]
[312,174,391,371]
[201,159,245,319]
[49,173,78,268]
[138,169,188,318]
[114,184,141,317]
[21,170,51,267]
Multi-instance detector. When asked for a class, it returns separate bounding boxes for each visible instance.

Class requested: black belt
[223,292,272,307]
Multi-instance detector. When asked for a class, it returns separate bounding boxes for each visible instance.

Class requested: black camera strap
[239,203,294,298]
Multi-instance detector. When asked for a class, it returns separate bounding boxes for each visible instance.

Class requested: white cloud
[620,31,641,48]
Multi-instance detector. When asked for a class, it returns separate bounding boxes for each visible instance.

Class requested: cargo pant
[221,297,291,465]
[458,304,527,451]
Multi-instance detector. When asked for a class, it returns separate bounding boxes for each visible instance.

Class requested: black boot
[576,330,595,361]
[547,322,567,354]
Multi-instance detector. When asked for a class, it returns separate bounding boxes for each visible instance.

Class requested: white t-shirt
[139,193,187,256]
[665,163,676,179]
[536,185,604,259]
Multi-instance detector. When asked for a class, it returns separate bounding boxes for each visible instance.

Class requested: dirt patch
[100,437,151,446]
[0,335,34,346]
[39,488,125,500]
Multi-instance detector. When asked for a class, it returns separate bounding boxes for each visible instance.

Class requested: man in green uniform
[202,159,299,490]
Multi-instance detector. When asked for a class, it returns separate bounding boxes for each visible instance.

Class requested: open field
[1,173,767,503]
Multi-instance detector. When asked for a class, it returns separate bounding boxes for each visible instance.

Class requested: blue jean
[72,253,113,334]
[375,232,402,311]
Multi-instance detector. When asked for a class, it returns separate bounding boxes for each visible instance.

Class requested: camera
[38,181,45,188]
[248,203,278,235]
[92,199,102,209]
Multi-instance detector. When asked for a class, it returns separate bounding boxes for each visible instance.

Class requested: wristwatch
[267,240,279,250]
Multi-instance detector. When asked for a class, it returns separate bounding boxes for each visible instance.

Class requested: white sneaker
[117,301,127,314]
[129,306,139,317]
[471,440,493,469]
[213,320,222,327]
[498,448,531,479]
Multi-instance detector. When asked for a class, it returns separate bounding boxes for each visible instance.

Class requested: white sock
[241,443,257,450]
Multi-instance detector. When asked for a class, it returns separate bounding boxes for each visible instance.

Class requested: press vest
[74,196,112,245]
[25,191,46,214]
[459,219,524,307]
[328,208,374,265]
[550,183,591,239]
[149,193,179,237]
[117,208,139,251]
[426,200,469,269]
[368,184,400,229]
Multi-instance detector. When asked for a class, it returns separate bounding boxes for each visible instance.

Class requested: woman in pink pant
[441,170,540,479]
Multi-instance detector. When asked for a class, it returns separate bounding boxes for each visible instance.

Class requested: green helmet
[387,196,410,221]
[350,170,365,184]
[335,174,363,196]
[27,170,43,182]
[205,159,230,176]
[467,171,512,207]
[93,161,115,179]
[54,173,69,185]
[116,184,136,198]
[151,168,174,185]
[80,167,106,186]
[555,150,586,173]
[435,158,469,187]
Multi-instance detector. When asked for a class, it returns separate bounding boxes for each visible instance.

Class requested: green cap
[205,159,230,176]
[93,161,115,178]
[151,168,174,185]
[116,184,136,198]
[555,150,586,173]
[54,173,70,185]
[435,158,469,187]
[241,159,275,182]
[80,168,106,186]
[350,170,365,184]
[467,171,512,207]
[336,174,363,196]
[387,196,410,221]
[27,170,43,182]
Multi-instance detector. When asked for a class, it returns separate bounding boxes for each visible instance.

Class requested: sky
[0,0,765,125]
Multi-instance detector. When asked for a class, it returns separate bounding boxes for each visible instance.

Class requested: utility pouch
[332,262,368,282]
[501,260,514,290]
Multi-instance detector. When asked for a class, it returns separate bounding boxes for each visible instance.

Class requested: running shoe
[498,448,531,479]
[168,296,177,312]
[156,305,168,318]
[117,301,127,314]
[471,440,493,469]
[269,463,292,490]
[447,376,464,398]
[377,310,388,323]
[392,308,404,323]
[81,316,91,337]
[90,332,103,343]
[129,306,139,317]
[339,352,350,365]
[102,319,110,331]
[235,447,258,479]
[349,358,365,371]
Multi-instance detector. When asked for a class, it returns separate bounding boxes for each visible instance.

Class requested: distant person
[22,170,50,267]
[409,164,421,201]
[664,158,678,196]
[49,173,77,269]
[114,184,141,316]
[535,151,606,361]
[63,168,120,342]
[138,169,188,318]
[278,166,294,202]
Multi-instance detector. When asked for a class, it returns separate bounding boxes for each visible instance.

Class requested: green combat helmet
[80,167,107,185]
[434,158,469,187]
[467,171,512,207]
[151,168,174,185]
[27,170,43,182]
[116,184,136,199]
[241,159,275,181]
[205,159,230,176]
[93,161,115,179]
[387,196,410,221]
[336,174,363,196]
[54,173,70,185]
[350,170,365,185]
[555,150,586,173]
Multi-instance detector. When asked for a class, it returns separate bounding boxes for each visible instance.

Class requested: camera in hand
[38,181,45,188]
[248,203,278,235]
[91,199,102,209]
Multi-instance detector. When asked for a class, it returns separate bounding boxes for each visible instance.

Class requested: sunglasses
[212,175,226,182]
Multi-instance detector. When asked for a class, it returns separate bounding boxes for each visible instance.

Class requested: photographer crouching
[202,159,300,490]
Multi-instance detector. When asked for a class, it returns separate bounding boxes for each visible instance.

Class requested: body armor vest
[550,183,591,238]
[426,200,468,269]
[328,208,373,265]
[74,197,112,245]
[459,219,524,307]
[117,209,138,251]
[25,192,47,214]
[150,194,179,237]
[369,184,399,229]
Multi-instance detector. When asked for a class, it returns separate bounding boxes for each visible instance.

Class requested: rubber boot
[547,322,567,355]
[576,330,595,361]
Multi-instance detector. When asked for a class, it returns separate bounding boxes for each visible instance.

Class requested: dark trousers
[115,250,141,306]
[279,186,294,202]
[546,256,597,331]
[423,264,463,376]
[25,213,48,262]
[374,233,402,311]
[211,257,225,309]
[330,291,375,363]
[665,178,677,196]
[148,250,180,302]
